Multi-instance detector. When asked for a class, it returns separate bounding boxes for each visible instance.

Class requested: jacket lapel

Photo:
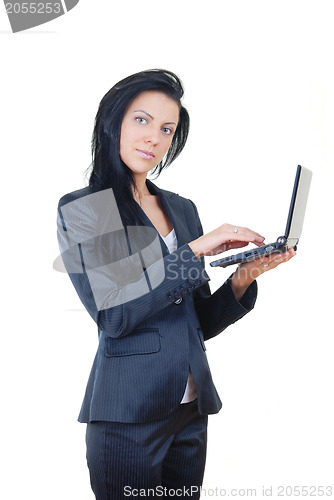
[146,180,192,251]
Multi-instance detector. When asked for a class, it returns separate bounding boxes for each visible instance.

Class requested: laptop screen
[285,165,312,243]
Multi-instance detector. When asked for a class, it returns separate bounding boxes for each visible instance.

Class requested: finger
[272,248,296,262]
[227,225,265,243]
[238,248,296,277]
[213,240,249,254]
[228,233,265,246]
[224,241,249,251]
[260,248,296,269]
[229,237,265,247]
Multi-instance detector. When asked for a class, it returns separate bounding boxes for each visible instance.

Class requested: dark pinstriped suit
[57,180,257,497]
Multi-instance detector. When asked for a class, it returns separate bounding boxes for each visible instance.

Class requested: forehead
[127,91,179,122]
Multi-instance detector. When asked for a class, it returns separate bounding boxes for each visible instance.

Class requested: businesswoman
[57,69,295,499]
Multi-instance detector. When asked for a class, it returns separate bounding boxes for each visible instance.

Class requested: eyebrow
[133,110,177,126]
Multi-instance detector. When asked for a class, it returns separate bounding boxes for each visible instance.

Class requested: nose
[144,126,160,146]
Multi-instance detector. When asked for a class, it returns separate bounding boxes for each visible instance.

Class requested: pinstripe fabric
[86,399,207,499]
[57,180,258,424]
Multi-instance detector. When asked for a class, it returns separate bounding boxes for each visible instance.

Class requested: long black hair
[87,69,190,226]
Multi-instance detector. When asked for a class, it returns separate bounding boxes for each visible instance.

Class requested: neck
[132,173,151,199]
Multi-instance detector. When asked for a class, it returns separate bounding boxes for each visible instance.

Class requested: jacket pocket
[105,328,161,357]
[197,328,206,351]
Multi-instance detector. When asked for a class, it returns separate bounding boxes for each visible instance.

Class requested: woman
[57,69,295,498]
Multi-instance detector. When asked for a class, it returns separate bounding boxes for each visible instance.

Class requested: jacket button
[174,298,183,304]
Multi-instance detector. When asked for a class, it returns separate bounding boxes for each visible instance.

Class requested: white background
[1,1,333,498]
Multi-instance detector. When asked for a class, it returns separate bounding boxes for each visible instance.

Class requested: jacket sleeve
[189,201,258,341]
[57,191,210,338]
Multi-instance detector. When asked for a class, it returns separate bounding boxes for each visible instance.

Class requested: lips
[136,149,155,160]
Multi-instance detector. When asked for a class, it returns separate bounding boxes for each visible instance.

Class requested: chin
[128,159,159,174]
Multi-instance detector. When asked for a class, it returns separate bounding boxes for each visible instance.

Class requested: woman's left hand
[231,247,297,301]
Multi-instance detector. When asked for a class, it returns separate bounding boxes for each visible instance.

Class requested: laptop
[210,165,312,269]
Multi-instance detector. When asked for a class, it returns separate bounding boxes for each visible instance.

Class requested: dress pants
[86,399,208,499]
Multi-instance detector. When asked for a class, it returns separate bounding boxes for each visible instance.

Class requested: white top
[160,228,177,253]
[159,229,197,404]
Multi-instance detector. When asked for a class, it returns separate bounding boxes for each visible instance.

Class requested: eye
[135,117,147,125]
[162,127,173,135]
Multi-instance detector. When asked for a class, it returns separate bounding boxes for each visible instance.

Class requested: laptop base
[210,236,296,268]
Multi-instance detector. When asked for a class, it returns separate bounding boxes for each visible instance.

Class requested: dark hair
[87,69,190,225]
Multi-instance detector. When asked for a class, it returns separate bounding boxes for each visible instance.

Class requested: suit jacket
[57,180,257,423]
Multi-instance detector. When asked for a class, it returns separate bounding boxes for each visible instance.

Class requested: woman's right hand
[188,224,265,258]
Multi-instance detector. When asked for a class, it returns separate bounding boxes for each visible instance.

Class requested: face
[119,91,180,180]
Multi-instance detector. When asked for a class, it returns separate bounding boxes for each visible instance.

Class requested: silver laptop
[210,165,313,268]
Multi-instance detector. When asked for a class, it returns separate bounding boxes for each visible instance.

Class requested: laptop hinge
[277,236,287,245]
[276,236,299,248]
